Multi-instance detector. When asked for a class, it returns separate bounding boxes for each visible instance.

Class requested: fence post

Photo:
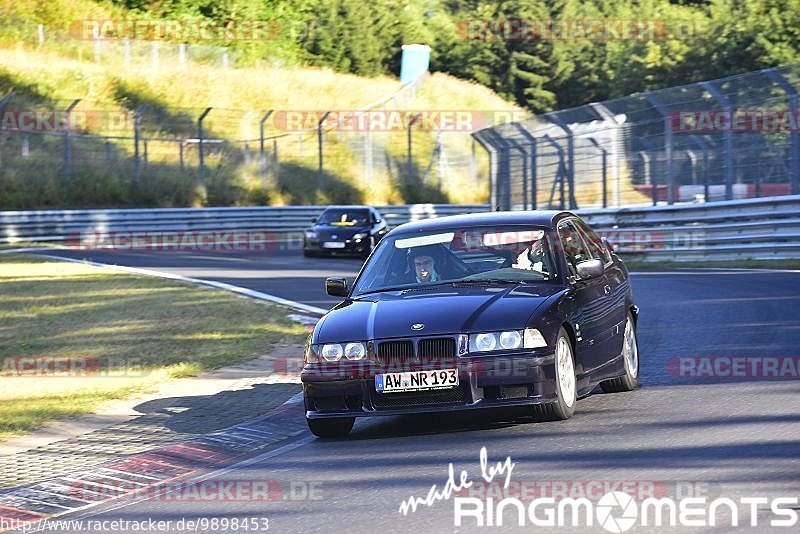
[586,138,608,208]
[179,141,184,171]
[763,69,800,195]
[511,123,538,210]
[700,81,734,200]
[546,115,577,209]
[198,107,212,189]
[406,113,421,183]
[105,141,111,164]
[317,111,330,191]
[133,105,147,183]
[259,110,273,185]
[143,140,148,168]
[63,99,80,182]
[643,92,675,204]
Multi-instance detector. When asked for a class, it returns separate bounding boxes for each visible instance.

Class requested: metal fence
[0,74,490,208]
[474,64,800,211]
[3,197,799,262]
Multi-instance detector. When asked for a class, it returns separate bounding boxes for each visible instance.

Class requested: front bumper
[302,351,557,419]
[304,237,370,255]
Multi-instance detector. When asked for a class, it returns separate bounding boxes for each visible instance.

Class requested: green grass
[0,254,308,439]
[625,258,800,271]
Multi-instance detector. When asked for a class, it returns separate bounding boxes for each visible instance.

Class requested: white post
[151,42,159,69]
[37,24,44,48]
[93,27,101,63]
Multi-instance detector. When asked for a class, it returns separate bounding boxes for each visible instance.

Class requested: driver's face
[414,255,435,281]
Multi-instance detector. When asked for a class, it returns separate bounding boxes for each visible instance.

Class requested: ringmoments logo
[397,447,798,530]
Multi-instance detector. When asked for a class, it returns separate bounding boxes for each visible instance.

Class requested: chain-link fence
[0,76,493,208]
[474,64,800,211]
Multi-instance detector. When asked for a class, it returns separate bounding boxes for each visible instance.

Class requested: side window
[574,219,610,264]
[558,220,594,277]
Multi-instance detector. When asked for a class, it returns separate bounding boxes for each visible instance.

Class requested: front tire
[307,417,354,438]
[601,312,639,393]
[533,328,576,421]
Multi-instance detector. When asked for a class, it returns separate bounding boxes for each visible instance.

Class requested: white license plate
[322,241,346,249]
[375,369,458,393]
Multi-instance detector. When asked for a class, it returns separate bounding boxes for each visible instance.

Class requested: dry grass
[0,254,307,439]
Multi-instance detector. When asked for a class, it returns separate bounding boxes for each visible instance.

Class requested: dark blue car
[303,206,388,258]
[301,211,640,437]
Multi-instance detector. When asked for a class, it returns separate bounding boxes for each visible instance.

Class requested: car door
[574,218,628,362]
[557,219,609,375]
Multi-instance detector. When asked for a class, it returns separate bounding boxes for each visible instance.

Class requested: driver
[412,253,439,283]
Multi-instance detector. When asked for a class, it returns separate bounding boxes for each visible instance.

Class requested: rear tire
[534,328,576,421]
[601,312,639,393]
[307,417,354,438]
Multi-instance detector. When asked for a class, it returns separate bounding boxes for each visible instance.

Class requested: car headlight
[499,330,522,349]
[321,343,343,361]
[305,230,317,239]
[353,232,368,240]
[344,342,366,360]
[469,328,547,353]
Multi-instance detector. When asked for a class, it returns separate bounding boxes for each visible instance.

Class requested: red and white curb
[0,394,308,529]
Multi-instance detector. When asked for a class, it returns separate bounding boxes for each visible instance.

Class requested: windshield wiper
[354,280,462,296]
[453,278,529,285]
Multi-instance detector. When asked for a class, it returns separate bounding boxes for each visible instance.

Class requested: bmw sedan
[301,211,640,437]
[303,206,388,258]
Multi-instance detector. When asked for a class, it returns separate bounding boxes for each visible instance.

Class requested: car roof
[390,210,576,234]
[321,205,374,210]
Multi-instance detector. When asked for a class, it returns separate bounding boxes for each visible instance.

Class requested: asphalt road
[29,249,800,533]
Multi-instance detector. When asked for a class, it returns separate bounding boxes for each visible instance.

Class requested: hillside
[0,34,520,208]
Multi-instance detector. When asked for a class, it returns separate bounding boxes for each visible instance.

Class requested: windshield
[317,209,370,226]
[352,225,560,296]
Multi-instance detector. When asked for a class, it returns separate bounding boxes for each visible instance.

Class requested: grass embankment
[0,254,307,440]
[0,5,520,209]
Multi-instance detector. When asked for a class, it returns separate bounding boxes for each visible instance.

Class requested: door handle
[603,285,611,295]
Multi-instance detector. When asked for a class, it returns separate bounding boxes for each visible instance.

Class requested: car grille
[376,340,414,369]
[418,338,456,359]
[375,337,456,369]
[372,384,469,409]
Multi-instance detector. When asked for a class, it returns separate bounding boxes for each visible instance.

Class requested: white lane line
[4,248,329,316]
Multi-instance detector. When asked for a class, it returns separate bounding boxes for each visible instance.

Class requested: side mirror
[325,277,349,297]
[576,259,604,280]
[602,237,615,253]
[311,217,318,223]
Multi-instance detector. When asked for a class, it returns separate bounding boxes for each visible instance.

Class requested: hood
[314,284,564,343]
[310,224,369,240]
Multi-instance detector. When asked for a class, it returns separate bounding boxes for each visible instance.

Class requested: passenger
[513,239,548,274]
